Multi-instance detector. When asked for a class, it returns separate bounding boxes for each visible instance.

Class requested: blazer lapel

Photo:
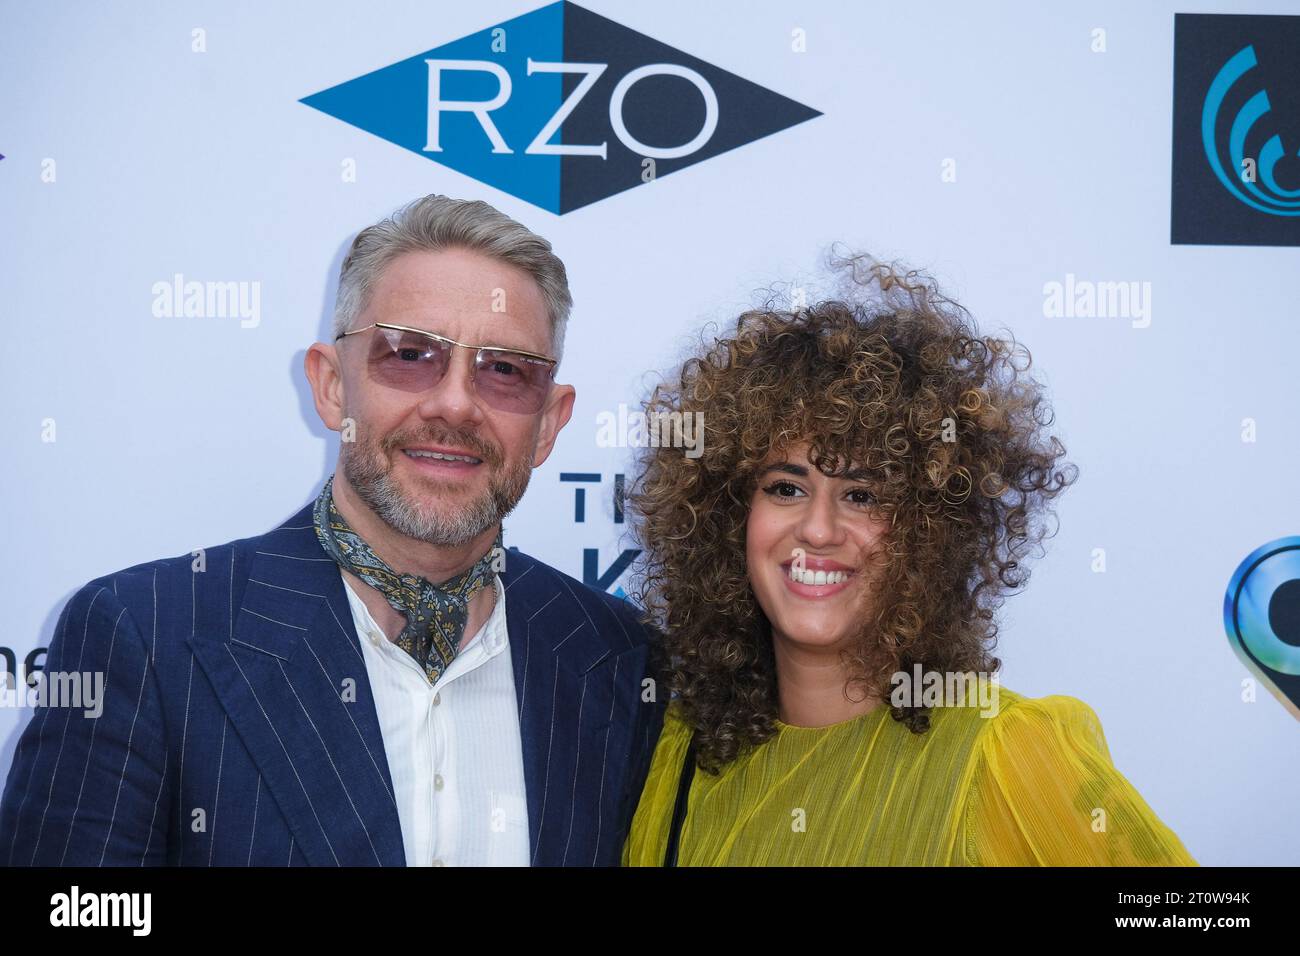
[501,550,639,866]
[187,503,406,866]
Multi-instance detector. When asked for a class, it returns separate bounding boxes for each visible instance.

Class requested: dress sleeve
[964,695,1197,866]
[620,702,693,866]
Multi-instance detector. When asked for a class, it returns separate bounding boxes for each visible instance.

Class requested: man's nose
[414,347,486,428]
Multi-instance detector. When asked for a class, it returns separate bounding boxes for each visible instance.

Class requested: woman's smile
[779,558,858,597]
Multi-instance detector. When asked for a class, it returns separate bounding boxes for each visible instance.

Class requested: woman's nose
[794,492,845,549]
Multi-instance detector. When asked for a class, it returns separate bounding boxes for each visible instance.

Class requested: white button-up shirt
[340,569,530,866]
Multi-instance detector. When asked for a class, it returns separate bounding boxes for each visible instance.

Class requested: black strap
[663,730,697,867]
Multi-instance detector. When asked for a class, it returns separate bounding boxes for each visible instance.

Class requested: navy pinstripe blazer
[0,502,666,866]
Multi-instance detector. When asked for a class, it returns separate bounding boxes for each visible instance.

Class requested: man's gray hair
[332,194,573,364]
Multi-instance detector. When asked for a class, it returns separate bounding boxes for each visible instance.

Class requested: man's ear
[532,383,576,468]
[304,343,347,431]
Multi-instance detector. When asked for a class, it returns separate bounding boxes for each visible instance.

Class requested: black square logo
[1172,13,1300,246]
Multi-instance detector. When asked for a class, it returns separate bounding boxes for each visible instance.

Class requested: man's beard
[342,423,532,548]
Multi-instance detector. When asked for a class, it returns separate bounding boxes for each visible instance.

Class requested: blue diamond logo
[300,1,821,213]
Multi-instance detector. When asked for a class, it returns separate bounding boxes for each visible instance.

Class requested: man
[0,195,665,866]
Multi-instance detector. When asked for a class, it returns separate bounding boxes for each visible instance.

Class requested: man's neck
[330,471,499,583]
[329,471,501,649]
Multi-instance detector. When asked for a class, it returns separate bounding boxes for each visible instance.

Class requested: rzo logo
[300,1,820,214]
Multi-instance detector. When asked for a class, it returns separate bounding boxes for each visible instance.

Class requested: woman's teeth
[786,565,852,585]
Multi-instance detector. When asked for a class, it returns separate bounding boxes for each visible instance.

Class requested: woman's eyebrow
[756,462,874,481]
[756,462,807,480]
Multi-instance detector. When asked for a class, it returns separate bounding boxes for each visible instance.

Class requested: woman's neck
[771,631,881,728]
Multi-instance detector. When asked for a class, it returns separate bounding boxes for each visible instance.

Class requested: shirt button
[434,773,445,791]
[431,858,444,867]
[433,692,441,706]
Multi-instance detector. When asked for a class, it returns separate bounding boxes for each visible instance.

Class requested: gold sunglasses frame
[335,322,559,376]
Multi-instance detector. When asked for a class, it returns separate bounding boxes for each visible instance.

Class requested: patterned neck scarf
[312,476,502,684]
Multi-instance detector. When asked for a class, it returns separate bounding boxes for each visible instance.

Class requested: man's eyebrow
[755,462,874,481]
[396,322,546,355]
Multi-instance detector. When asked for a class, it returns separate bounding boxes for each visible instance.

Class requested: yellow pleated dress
[622,686,1197,866]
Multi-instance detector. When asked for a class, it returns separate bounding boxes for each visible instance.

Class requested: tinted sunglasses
[335,322,558,414]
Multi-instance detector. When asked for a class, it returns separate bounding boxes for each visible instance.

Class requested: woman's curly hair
[626,250,1079,774]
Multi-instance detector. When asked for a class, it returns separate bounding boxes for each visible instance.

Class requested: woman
[621,252,1196,866]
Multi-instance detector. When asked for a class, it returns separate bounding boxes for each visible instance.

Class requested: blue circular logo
[1224,536,1300,718]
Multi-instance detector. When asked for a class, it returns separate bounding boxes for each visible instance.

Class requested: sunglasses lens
[360,327,552,413]
[367,328,450,392]
[475,350,553,413]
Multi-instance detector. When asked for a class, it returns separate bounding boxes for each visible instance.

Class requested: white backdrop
[2,0,1298,865]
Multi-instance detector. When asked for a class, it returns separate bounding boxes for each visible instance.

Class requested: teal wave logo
[1202,45,1300,217]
